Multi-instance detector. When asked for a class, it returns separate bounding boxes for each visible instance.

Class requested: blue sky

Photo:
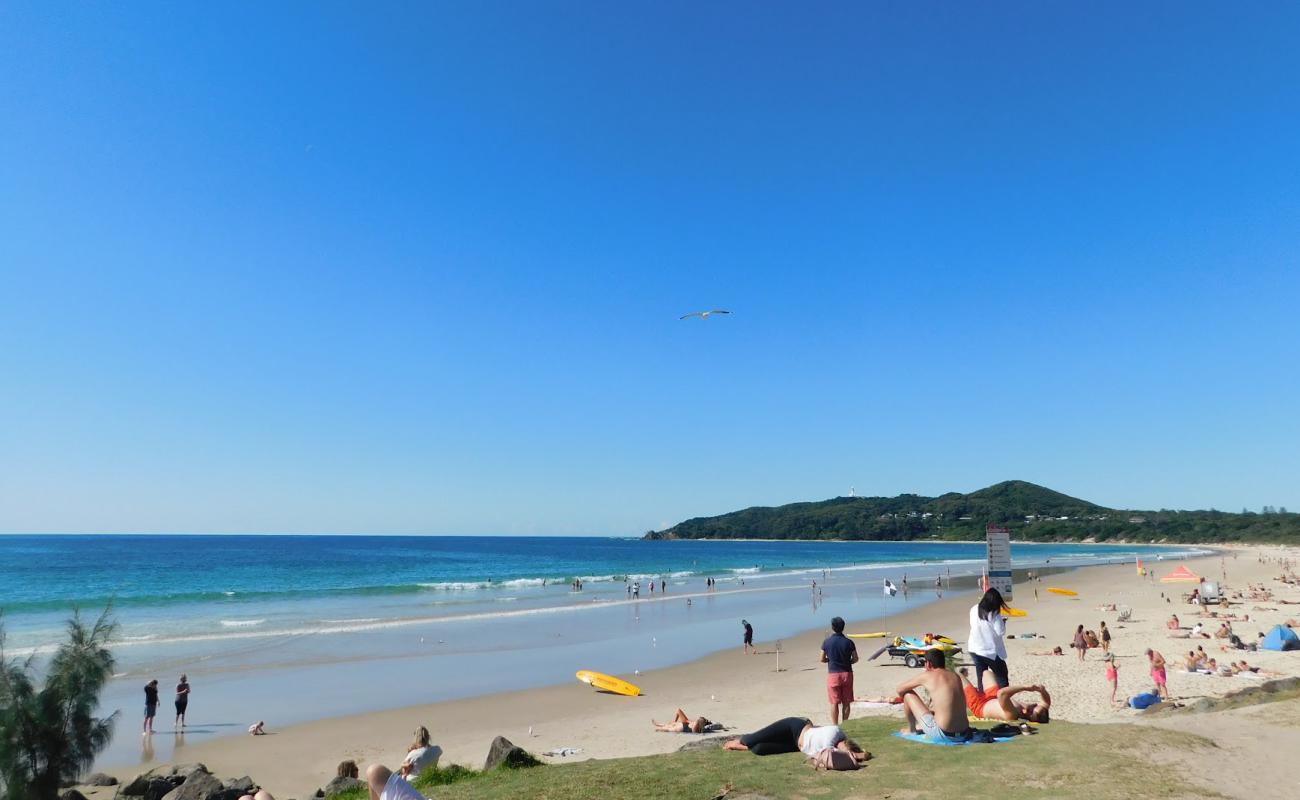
[2,2,1297,534]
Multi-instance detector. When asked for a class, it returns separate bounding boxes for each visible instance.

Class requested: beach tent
[1160,565,1200,583]
[1261,624,1300,652]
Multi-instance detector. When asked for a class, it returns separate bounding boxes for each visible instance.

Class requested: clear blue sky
[2,2,1297,534]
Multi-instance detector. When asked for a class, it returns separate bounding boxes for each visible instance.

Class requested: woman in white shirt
[968,588,1011,693]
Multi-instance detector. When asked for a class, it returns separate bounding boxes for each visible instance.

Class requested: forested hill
[646,480,1299,544]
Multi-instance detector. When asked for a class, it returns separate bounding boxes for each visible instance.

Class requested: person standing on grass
[821,616,858,725]
[742,619,754,654]
[143,679,159,734]
[967,588,1011,693]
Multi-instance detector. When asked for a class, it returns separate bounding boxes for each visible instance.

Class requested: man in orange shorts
[820,616,858,724]
[958,667,1050,723]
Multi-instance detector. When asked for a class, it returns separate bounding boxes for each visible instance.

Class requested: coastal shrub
[414,763,482,787]
[0,609,119,800]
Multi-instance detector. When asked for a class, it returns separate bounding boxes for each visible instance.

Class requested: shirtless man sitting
[895,650,971,742]
[957,668,1051,723]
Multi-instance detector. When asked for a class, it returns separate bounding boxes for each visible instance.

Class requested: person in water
[957,668,1051,723]
[896,649,972,742]
[143,679,159,735]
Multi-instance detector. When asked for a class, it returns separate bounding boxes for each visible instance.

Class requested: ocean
[0,534,1204,769]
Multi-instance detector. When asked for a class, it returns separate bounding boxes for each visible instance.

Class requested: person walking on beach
[174,674,191,729]
[821,616,858,725]
[1100,621,1112,655]
[1073,624,1088,661]
[742,619,754,654]
[143,679,159,734]
[967,588,1011,693]
[1146,648,1169,699]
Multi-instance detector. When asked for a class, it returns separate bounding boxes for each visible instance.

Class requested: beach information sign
[986,525,1013,599]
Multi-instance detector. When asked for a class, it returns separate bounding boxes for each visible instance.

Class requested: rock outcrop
[483,735,541,771]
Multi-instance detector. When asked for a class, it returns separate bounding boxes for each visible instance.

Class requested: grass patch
[413,763,483,788]
[400,717,1222,800]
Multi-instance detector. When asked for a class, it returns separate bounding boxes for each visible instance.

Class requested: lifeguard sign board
[986,525,1013,599]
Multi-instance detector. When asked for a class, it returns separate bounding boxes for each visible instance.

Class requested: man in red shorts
[820,616,858,724]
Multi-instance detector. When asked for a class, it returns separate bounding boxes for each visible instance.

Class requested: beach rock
[86,773,119,787]
[62,790,89,800]
[160,770,224,800]
[169,764,209,779]
[223,777,255,794]
[483,736,541,771]
[123,773,182,800]
[322,777,365,798]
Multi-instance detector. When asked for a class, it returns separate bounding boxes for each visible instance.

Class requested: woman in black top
[143,680,159,734]
[175,675,191,728]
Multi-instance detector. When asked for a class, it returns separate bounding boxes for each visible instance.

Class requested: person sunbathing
[957,668,1050,723]
[1166,615,1181,630]
[895,649,972,743]
[652,709,714,733]
[1028,646,1065,656]
[723,718,868,763]
[1214,623,1233,639]
[1184,650,1205,670]
[1233,661,1281,676]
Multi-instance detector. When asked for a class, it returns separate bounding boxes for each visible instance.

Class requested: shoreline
[98,545,1300,798]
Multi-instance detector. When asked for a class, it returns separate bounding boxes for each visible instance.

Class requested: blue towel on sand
[892,731,1021,746]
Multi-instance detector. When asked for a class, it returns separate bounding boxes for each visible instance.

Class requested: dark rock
[124,775,181,800]
[223,777,255,794]
[169,764,209,779]
[322,777,365,798]
[62,790,89,800]
[677,736,728,753]
[61,778,79,789]
[160,771,224,800]
[483,736,541,771]
[86,773,119,787]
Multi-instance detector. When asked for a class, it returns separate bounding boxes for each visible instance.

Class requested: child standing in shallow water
[1104,654,1119,705]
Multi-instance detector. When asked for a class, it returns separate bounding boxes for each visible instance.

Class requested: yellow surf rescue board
[848,632,891,639]
[1003,607,1028,617]
[1047,587,1078,597]
[576,670,641,696]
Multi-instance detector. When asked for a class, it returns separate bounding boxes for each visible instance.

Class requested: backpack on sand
[811,747,860,771]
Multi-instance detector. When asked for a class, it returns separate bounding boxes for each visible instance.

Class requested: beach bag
[811,747,859,771]
[1129,692,1161,710]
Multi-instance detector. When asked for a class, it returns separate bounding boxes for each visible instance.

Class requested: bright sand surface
[101,546,1300,798]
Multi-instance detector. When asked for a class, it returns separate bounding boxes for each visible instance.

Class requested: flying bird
[679,309,731,320]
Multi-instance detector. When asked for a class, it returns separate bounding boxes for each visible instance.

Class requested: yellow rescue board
[576,670,641,696]
[1003,607,1028,617]
[848,632,891,639]
[1047,587,1078,597]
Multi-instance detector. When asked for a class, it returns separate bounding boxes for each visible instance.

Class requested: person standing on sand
[1100,621,1112,654]
[1146,648,1168,699]
[742,619,754,654]
[821,616,858,725]
[174,674,190,729]
[1104,654,1119,705]
[143,679,159,734]
[1073,624,1088,661]
[967,588,1011,693]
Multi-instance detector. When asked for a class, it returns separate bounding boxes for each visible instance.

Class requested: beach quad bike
[873,633,962,668]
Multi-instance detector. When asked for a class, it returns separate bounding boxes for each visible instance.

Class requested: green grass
[349,717,1222,800]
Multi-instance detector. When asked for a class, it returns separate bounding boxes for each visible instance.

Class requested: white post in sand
[776,639,784,672]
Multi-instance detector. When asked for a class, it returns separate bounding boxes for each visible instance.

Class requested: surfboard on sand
[576,670,641,696]
[1003,607,1028,617]
[848,632,891,639]
[1047,587,1078,597]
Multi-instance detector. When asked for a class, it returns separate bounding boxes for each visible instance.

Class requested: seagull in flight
[679,309,731,320]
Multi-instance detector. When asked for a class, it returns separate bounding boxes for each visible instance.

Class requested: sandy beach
[95,545,1300,799]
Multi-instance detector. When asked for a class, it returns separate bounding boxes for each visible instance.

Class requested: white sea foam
[220,618,266,628]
